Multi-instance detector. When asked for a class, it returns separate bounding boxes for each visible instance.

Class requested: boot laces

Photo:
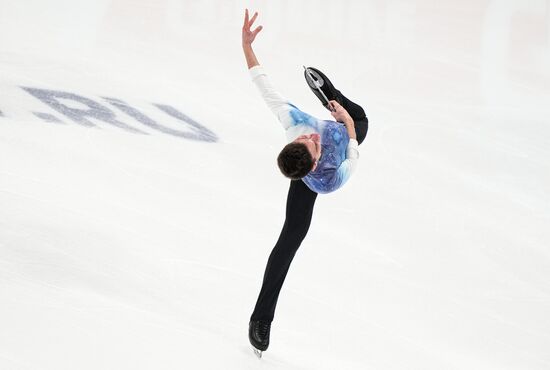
[257,321,270,338]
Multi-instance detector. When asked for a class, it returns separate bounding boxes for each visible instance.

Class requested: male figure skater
[242,9,369,357]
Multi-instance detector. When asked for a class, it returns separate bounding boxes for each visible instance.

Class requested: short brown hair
[277,143,314,179]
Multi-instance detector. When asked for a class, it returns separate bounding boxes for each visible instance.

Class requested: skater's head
[277,133,321,179]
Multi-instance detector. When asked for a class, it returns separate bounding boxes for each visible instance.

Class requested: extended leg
[325,82,369,145]
[338,92,368,145]
[304,67,368,144]
[250,180,318,322]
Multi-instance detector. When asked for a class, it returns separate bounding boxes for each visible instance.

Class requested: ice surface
[1,1,549,369]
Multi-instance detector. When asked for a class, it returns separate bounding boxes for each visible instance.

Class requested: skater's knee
[355,117,368,145]
[282,224,310,246]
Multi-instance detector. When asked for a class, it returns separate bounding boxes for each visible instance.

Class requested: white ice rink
[1,1,549,369]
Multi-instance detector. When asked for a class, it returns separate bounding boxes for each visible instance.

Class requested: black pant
[250,94,368,323]
[339,90,368,146]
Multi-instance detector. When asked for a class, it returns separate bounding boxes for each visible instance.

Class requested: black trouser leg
[354,117,368,145]
[336,89,369,145]
[337,90,366,120]
[250,180,318,322]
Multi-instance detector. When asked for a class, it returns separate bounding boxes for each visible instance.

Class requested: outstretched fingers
[252,25,263,37]
[244,9,259,30]
[242,9,262,45]
[244,9,249,28]
[249,11,258,27]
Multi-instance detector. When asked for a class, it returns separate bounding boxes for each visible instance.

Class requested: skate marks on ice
[0,222,273,369]
[238,345,308,370]
[162,247,494,368]
[0,353,33,370]
[163,259,314,369]
[372,99,550,220]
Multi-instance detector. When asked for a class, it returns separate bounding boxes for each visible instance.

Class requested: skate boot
[303,66,344,111]
[249,320,271,358]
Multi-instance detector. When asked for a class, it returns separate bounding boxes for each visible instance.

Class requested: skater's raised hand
[242,9,263,68]
[242,9,263,46]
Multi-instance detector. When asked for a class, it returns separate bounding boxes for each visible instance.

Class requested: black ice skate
[303,66,343,112]
[249,320,271,358]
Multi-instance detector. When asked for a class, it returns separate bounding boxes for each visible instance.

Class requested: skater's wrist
[242,44,260,69]
[344,119,357,139]
[343,117,354,127]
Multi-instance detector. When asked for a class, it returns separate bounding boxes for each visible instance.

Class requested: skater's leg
[305,67,367,121]
[354,117,368,145]
[304,67,368,144]
[337,91,366,121]
[251,180,318,322]
[338,91,368,145]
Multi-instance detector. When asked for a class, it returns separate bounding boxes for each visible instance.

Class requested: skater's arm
[242,9,296,129]
[329,100,357,141]
[337,131,360,183]
[340,139,360,175]
[327,100,360,188]
[325,140,359,192]
[242,9,262,69]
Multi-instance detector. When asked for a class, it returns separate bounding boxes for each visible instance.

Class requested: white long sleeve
[249,65,294,129]
[342,138,360,176]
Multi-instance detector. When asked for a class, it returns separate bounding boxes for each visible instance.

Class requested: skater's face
[294,133,322,170]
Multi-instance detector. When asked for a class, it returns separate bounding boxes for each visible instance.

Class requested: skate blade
[252,348,263,359]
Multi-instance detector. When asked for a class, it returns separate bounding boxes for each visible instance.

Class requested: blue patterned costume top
[249,65,359,194]
[286,104,353,194]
